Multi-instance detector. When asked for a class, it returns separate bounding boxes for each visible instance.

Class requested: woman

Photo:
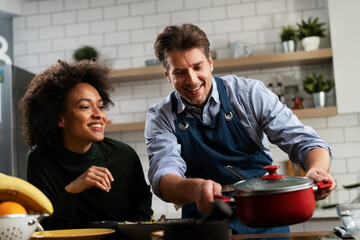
[20,60,153,230]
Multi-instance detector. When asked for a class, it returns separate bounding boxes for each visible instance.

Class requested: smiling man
[145,23,336,235]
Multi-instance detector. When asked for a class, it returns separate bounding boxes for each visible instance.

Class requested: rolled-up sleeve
[145,97,187,200]
[244,78,334,169]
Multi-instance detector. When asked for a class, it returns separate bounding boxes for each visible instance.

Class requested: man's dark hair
[154,23,211,70]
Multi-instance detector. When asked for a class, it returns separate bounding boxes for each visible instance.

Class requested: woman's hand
[65,166,114,193]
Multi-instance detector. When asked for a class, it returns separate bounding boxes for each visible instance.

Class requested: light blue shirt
[145,75,333,198]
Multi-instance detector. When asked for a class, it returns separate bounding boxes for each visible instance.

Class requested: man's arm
[159,174,222,213]
[304,148,337,200]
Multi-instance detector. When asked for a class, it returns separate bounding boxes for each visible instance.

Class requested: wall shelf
[105,106,338,133]
[108,48,333,83]
[292,106,337,118]
[106,48,336,133]
[105,121,145,132]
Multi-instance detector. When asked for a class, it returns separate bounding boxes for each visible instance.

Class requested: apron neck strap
[214,77,231,115]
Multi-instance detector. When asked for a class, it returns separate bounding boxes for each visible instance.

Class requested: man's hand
[159,175,222,213]
[65,166,114,193]
[304,148,336,200]
[305,168,336,200]
[193,180,222,213]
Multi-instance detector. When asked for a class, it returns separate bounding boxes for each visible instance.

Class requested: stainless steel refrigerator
[0,64,34,179]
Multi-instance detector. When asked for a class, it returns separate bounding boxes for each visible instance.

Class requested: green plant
[72,45,99,61]
[303,73,334,94]
[280,25,297,41]
[296,17,326,40]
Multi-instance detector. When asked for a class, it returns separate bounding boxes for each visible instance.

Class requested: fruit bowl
[336,203,360,240]
[0,213,48,240]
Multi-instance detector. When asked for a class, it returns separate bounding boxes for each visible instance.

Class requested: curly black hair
[19,60,114,153]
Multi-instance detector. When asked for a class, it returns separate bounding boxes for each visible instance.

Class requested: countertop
[231,231,344,240]
[312,208,338,219]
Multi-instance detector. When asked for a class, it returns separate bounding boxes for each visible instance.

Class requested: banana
[0,173,53,214]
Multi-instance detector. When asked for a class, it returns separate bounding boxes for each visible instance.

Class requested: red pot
[218,165,332,228]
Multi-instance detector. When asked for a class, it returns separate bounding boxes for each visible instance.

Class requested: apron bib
[172,77,289,234]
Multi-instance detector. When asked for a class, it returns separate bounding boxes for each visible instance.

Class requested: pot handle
[214,195,235,205]
[313,180,333,191]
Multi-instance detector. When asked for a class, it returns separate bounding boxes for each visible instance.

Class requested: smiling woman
[19,60,153,230]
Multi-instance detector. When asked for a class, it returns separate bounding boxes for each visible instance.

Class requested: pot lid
[233,165,314,196]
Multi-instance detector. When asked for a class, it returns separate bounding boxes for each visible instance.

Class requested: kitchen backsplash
[12,0,360,219]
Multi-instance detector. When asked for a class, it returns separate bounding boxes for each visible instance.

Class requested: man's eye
[174,71,184,77]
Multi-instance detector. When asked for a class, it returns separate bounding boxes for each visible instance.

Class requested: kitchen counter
[313,208,338,219]
[231,230,345,239]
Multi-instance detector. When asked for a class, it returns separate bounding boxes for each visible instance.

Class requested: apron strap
[171,92,188,129]
[214,77,233,120]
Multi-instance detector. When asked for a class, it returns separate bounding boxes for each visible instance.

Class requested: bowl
[336,203,360,240]
[0,213,48,240]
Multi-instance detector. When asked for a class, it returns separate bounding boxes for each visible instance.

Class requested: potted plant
[73,45,99,61]
[280,25,297,52]
[296,17,326,51]
[303,73,334,108]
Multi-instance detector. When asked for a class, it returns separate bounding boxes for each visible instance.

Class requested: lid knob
[260,165,286,180]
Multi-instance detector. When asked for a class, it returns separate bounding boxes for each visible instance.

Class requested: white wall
[11,0,360,221]
[0,0,23,15]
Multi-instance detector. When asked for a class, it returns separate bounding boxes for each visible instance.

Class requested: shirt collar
[175,77,220,114]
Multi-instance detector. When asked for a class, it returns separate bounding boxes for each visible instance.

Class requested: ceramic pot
[302,36,320,51]
[282,40,296,52]
[229,41,253,58]
[312,91,327,108]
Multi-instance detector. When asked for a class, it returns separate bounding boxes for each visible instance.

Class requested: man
[145,23,336,234]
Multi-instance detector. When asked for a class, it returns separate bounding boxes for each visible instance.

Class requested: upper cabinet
[108,48,333,84]
[328,0,360,114]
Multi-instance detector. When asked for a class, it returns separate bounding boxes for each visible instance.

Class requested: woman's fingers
[87,166,114,191]
[66,166,114,193]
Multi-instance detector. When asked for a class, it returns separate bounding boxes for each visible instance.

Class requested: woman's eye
[80,106,89,110]
[99,106,105,110]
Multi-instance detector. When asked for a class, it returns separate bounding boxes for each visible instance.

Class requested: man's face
[165,47,213,108]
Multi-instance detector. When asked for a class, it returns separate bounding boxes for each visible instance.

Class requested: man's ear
[57,116,64,127]
[209,54,214,72]
[164,69,171,83]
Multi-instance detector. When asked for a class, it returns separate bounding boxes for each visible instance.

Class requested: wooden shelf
[108,48,333,83]
[105,106,338,133]
[105,48,336,133]
[105,121,145,132]
[292,106,337,118]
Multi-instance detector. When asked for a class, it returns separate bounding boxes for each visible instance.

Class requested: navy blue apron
[171,77,290,234]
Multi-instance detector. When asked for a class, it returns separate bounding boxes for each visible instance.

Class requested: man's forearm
[305,148,331,171]
[159,174,203,205]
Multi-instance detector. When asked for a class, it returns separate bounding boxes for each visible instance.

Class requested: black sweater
[27,137,153,230]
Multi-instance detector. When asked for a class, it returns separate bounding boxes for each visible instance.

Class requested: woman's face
[58,82,107,153]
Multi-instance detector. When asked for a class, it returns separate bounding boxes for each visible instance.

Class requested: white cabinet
[328,0,360,114]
